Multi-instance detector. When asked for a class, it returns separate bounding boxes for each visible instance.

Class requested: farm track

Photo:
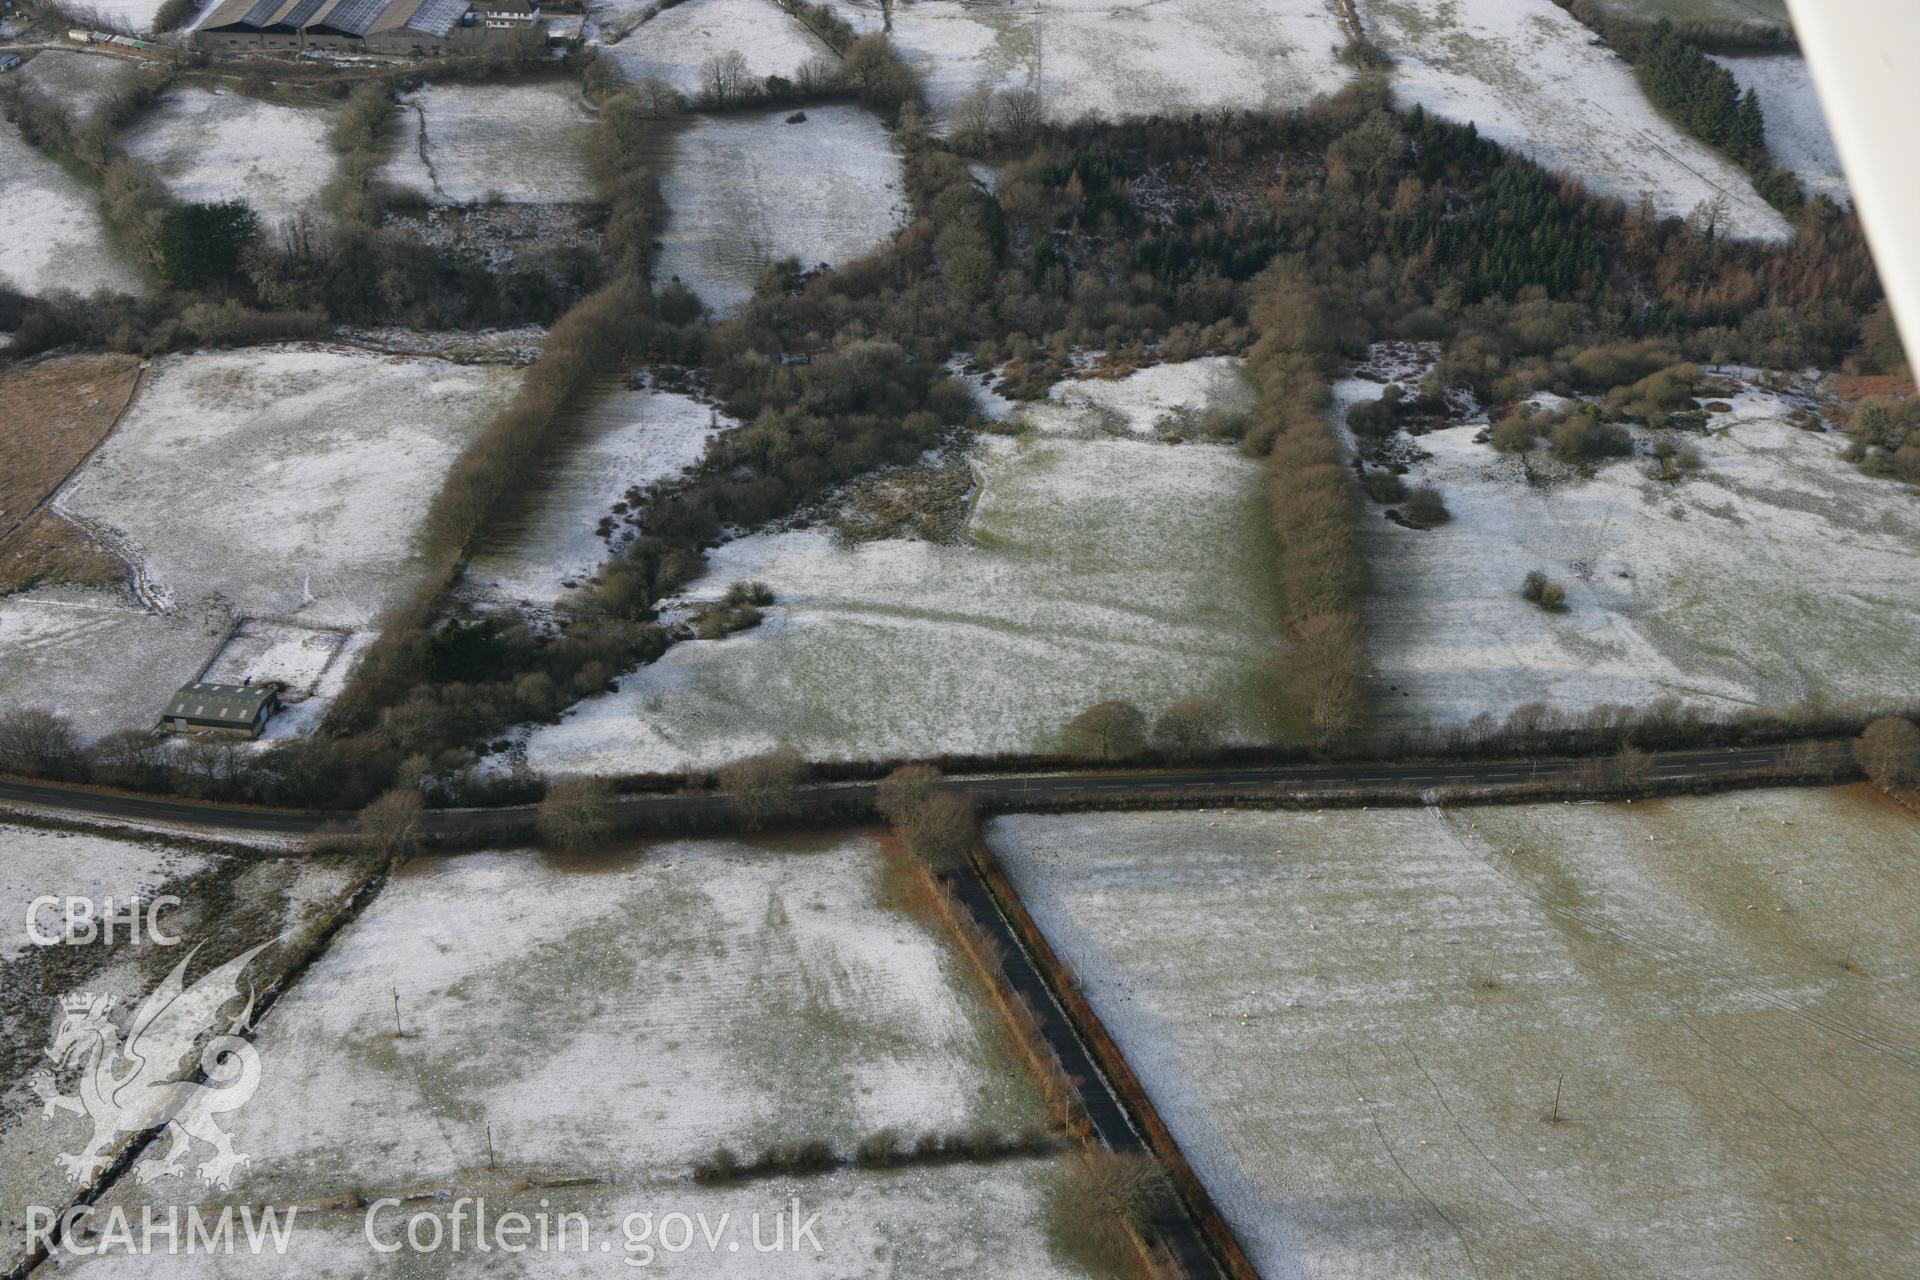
[0,740,1860,842]
[944,857,1232,1279]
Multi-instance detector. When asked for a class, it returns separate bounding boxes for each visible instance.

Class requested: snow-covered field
[1603,0,1790,21]
[62,835,1096,1278]
[461,377,736,610]
[0,119,147,299]
[654,105,908,315]
[1344,373,1920,732]
[521,359,1284,775]
[824,0,1351,124]
[58,0,174,31]
[73,1160,1093,1277]
[12,50,144,122]
[990,788,1920,1279]
[0,846,370,1273]
[599,0,832,95]
[1361,0,1789,240]
[383,82,595,205]
[0,826,205,960]
[122,88,339,226]
[1715,53,1850,205]
[0,347,518,738]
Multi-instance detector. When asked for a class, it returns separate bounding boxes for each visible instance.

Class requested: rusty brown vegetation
[0,353,141,596]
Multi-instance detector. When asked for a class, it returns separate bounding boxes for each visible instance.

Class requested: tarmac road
[0,742,1854,842]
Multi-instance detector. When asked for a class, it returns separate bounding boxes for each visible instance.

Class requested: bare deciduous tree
[1063,700,1146,760]
[0,706,82,777]
[699,50,754,109]
[902,791,977,876]
[876,763,941,826]
[993,87,1044,141]
[1855,716,1920,791]
[359,788,424,857]
[538,776,617,849]
[1152,696,1227,758]
[718,746,809,828]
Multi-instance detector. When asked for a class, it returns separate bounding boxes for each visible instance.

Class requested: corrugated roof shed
[199,0,285,30]
[160,682,275,726]
[369,0,466,37]
[306,0,388,36]
[262,0,331,29]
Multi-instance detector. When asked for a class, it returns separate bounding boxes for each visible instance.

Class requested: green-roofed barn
[158,681,280,738]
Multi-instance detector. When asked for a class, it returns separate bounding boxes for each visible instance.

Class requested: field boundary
[0,854,392,1280]
[962,829,1256,1280]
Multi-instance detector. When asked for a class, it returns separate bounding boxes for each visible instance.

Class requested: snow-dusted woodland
[520,359,1285,775]
[1714,54,1851,206]
[65,835,1096,1278]
[1360,0,1790,240]
[824,0,1350,124]
[0,347,519,738]
[991,788,1920,1279]
[11,50,144,122]
[0,119,147,299]
[1339,366,1920,732]
[382,82,596,205]
[653,105,909,315]
[597,0,832,94]
[122,87,340,226]
[461,376,738,610]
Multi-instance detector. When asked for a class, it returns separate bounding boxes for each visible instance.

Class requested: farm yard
[1337,352,1920,735]
[0,119,147,299]
[460,376,737,611]
[1714,54,1851,206]
[382,82,596,206]
[989,787,1920,1280]
[1359,0,1789,240]
[0,346,519,739]
[596,0,833,95]
[650,105,909,315]
[518,359,1286,775]
[56,834,1105,1278]
[121,88,340,227]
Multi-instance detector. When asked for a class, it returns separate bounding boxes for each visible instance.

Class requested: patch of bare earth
[0,353,141,594]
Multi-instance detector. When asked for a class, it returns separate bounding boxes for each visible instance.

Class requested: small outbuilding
[158,681,280,738]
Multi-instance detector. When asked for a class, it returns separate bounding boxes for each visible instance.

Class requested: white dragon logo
[32,942,270,1191]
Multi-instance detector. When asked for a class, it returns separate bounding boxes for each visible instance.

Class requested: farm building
[476,0,535,27]
[194,0,526,53]
[157,681,279,738]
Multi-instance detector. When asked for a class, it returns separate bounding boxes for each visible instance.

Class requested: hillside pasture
[0,346,518,738]
[382,82,595,205]
[122,87,339,227]
[990,788,1920,1279]
[519,359,1285,775]
[652,104,908,316]
[0,118,146,299]
[1360,0,1790,241]
[59,834,1101,1278]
